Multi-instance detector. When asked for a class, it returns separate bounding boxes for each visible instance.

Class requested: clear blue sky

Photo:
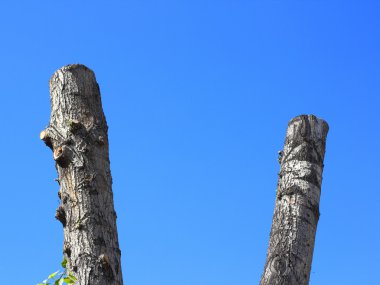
[0,1,379,284]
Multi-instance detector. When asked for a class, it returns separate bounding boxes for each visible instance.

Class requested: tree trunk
[260,115,329,285]
[41,64,123,285]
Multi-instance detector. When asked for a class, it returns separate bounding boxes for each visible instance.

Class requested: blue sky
[0,1,379,284]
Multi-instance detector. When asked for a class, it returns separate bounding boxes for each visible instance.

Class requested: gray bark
[41,64,123,285]
[260,115,329,285]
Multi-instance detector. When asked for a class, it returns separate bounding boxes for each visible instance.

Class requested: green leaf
[61,257,67,268]
[68,273,77,281]
[48,271,60,279]
[58,278,64,285]
[63,277,75,284]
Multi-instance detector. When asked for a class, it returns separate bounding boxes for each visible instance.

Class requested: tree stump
[41,64,123,285]
[260,115,329,285]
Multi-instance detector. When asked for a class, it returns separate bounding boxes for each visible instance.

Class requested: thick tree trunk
[260,115,329,285]
[41,64,123,285]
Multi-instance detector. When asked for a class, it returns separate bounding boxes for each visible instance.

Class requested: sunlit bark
[41,64,123,285]
[260,115,329,285]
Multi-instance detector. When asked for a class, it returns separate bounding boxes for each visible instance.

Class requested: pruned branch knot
[53,145,72,167]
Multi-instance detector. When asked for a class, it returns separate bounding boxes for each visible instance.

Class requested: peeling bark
[41,64,123,285]
[260,115,329,285]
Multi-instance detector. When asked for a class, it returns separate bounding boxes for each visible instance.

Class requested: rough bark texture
[41,64,123,285]
[260,115,329,285]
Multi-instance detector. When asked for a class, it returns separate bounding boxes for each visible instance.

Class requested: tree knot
[55,205,66,227]
[53,145,72,167]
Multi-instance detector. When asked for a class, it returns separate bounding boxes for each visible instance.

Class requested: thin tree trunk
[41,64,123,285]
[260,115,329,285]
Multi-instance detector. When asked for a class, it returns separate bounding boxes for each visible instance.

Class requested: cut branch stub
[42,64,123,285]
[53,145,71,167]
[40,129,53,149]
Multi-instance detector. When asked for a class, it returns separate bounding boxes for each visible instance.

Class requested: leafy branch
[38,257,77,285]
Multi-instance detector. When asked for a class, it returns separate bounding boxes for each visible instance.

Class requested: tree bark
[41,64,123,285]
[260,115,329,285]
